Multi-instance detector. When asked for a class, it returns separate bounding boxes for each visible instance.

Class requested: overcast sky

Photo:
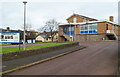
[0,0,119,31]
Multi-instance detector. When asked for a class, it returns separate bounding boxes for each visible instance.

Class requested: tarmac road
[8,41,118,75]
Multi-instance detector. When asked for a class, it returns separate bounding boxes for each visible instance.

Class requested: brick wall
[67,16,84,23]
[74,25,80,34]
[97,22,106,33]
[73,34,108,41]
[3,42,79,61]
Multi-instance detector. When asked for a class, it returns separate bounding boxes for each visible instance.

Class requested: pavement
[6,41,118,75]
[1,43,54,48]
[2,45,85,73]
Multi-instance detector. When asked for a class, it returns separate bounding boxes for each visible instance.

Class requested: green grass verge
[26,41,58,45]
[1,42,70,53]
[0,41,58,46]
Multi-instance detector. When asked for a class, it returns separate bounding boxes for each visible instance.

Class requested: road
[1,43,54,48]
[8,41,118,75]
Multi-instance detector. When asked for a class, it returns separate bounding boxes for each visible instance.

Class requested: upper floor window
[73,18,77,23]
[83,18,87,22]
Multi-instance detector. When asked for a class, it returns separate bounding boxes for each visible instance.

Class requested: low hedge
[2,42,79,61]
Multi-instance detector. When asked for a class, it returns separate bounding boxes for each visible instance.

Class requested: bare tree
[38,19,60,41]
[21,24,37,41]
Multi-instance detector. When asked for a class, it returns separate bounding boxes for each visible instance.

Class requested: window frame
[73,18,77,23]
[80,23,98,34]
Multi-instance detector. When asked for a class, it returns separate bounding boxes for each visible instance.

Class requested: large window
[73,18,77,23]
[80,23,97,34]
[63,26,74,35]
[83,18,87,22]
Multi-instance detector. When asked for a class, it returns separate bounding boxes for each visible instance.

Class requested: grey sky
[118,1,120,25]
[0,0,119,31]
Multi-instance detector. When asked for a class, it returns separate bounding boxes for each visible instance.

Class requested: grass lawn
[0,41,58,46]
[1,42,70,53]
[26,41,58,45]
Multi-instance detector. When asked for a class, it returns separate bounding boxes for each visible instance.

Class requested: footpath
[2,45,86,74]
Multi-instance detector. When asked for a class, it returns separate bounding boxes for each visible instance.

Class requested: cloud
[118,1,120,25]
[0,0,120,2]
[0,2,119,31]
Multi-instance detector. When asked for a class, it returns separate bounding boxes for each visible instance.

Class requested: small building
[1,27,39,43]
[36,31,58,42]
[58,14,120,42]
[36,34,49,42]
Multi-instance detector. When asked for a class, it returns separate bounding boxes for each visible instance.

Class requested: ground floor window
[63,26,74,35]
[80,23,98,34]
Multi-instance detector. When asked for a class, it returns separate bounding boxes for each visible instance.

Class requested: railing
[106,30,111,33]
[111,30,118,40]
[106,30,118,40]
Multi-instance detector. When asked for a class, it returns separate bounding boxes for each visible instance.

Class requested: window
[73,18,77,23]
[63,26,74,35]
[84,25,88,30]
[71,26,74,31]
[80,23,98,34]
[81,26,85,30]
[83,18,87,22]
[64,26,69,32]
[89,25,93,30]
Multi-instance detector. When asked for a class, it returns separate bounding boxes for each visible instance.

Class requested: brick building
[58,14,120,42]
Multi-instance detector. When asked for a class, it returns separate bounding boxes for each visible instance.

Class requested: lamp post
[118,1,120,25]
[23,1,27,50]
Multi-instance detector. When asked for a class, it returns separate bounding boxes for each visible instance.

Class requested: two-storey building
[58,14,120,42]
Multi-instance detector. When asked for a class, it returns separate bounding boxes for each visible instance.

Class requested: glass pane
[89,26,92,30]
[81,26,85,30]
[71,26,74,31]
[84,26,88,30]
[73,18,77,23]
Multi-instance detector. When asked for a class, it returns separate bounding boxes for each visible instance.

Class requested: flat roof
[59,20,119,26]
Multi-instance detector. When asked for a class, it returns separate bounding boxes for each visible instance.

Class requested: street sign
[0,32,20,43]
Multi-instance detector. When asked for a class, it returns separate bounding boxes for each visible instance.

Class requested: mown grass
[27,41,58,45]
[1,42,70,53]
[0,41,58,46]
